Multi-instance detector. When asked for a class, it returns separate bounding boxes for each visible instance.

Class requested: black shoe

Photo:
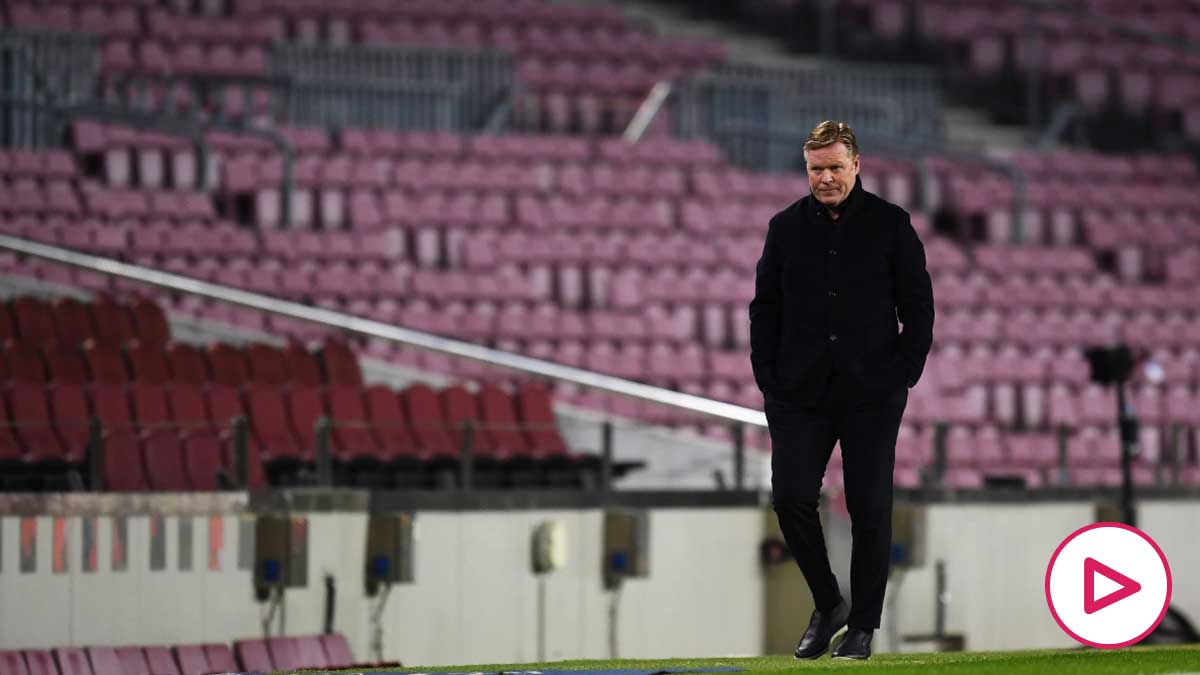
[792,599,849,660]
[831,627,873,660]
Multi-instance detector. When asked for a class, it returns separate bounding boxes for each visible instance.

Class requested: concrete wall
[0,506,763,666]
[3,499,1199,664]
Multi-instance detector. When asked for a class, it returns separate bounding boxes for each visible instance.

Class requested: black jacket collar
[806,175,866,223]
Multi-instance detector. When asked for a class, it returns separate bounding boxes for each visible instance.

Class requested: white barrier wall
[0,505,763,666]
[2,498,1198,664]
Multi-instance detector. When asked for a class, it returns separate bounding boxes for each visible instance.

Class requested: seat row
[0,633,354,675]
[0,377,603,491]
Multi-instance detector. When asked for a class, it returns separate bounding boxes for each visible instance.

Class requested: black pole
[315,416,333,487]
[600,420,614,494]
[232,416,249,490]
[1116,381,1138,527]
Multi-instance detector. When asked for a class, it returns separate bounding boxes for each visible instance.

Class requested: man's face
[804,142,860,209]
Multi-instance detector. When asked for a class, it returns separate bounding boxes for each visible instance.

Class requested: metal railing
[271,43,513,129]
[0,30,98,146]
[0,236,766,489]
[675,62,944,167]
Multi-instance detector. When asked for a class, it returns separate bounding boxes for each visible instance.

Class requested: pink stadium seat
[172,646,207,675]
[52,649,91,675]
[201,645,235,674]
[232,640,272,673]
[20,653,55,675]
[0,652,29,675]
[140,647,178,675]
[112,648,149,675]
[318,634,354,668]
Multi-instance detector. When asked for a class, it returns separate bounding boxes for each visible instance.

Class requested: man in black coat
[749,121,934,660]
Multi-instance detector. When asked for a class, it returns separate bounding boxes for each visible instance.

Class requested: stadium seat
[245,343,289,384]
[83,340,130,384]
[109,648,145,675]
[143,431,190,491]
[232,640,272,673]
[327,385,383,463]
[126,340,171,384]
[247,386,309,468]
[167,343,210,384]
[200,645,235,673]
[51,297,96,344]
[283,343,323,385]
[3,341,48,383]
[43,343,89,384]
[398,384,460,461]
[206,343,250,387]
[89,296,137,346]
[18,653,54,675]
[130,297,171,346]
[11,297,59,345]
[172,646,207,675]
[51,649,91,675]
[317,339,362,385]
[140,647,178,675]
[10,384,71,464]
[318,634,354,668]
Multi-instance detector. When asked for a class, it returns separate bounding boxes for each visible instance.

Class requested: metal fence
[0,30,98,147]
[675,62,944,172]
[271,44,513,130]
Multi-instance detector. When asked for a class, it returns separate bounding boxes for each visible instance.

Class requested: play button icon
[1046,523,1171,649]
[1083,557,1141,614]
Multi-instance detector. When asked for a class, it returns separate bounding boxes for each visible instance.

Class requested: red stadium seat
[399,384,459,459]
[167,343,210,384]
[365,385,423,461]
[516,383,570,457]
[283,343,323,385]
[286,385,325,460]
[0,305,16,345]
[48,384,91,464]
[143,431,190,491]
[83,340,130,384]
[181,431,228,490]
[246,343,289,384]
[3,342,47,383]
[247,386,307,464]
[441,385,497,458]
[130,383,171,432]
[11,297,58,345]
[51,297,96,344]
[317,339,362,385]
[89,296,137,346]
[43,343,89,384]
[9,384,69,464]
[206,343,250,386]
[130,297,171,346]
[327,385,382,462]
[478,384,533,456]
[126,340,171,384]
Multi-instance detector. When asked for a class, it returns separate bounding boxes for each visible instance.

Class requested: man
[749,121,934,660]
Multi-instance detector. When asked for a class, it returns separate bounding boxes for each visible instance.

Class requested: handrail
[0,235,768,428]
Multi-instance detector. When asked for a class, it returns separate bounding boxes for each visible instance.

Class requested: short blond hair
[804,120,859,159]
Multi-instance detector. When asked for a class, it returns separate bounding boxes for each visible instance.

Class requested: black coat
[749,177,934,405]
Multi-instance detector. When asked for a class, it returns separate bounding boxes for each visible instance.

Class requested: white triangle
[1093,570,1123,599]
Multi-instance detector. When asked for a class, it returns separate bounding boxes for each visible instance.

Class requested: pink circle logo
[1044,522,1172,649]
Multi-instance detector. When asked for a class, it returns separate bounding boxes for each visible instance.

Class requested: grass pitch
[385,645,1200,675]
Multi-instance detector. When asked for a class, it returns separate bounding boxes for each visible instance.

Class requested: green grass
[363,645,1200,675]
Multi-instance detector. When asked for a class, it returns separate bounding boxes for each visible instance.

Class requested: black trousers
[765,370,907,630]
